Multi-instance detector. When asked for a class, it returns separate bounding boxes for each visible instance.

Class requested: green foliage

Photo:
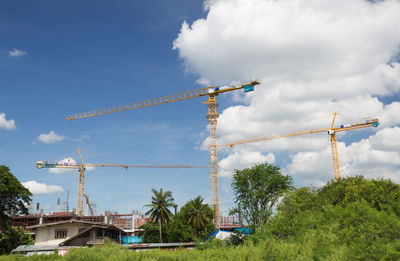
[231,162,293,227]
[227,231,247,247]
[184,196,210,236]
[144,188,177,243]
[0,253,61,261]
[0,227,33,255]
[318,175,400,215]
[0,165,33,255]
[179,196,215,239]
[164,214,195,243]
[141,195,215,243]
[196,238,227,250]
[144,188,176,225]
[138,222,165,243]
[6,175,400,260]
[0,165,32,230]
[248,176,400,260]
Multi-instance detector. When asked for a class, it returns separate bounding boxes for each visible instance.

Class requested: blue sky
[1,0,218,214]
[1,0,400,216]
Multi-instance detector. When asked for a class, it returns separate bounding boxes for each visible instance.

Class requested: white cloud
[219,148,275,177]
[37,131,66,144]
[0,113,16,130]
[74,134,90,141]
[173,0,400,187]
[22,180,63,195]
[9,48,27,57]
[286,127,400,186]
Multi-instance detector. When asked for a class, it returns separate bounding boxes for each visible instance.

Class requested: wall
[34,223,92,245]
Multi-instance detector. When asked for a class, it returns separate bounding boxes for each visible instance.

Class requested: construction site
[11,80,380,245]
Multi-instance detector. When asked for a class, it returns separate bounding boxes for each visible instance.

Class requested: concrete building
[13,220,126,255]
[28,219,126,246]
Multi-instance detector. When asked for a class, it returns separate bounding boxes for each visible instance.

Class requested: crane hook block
[244,84,254,92]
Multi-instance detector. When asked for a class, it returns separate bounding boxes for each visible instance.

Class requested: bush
[0,227,33,255]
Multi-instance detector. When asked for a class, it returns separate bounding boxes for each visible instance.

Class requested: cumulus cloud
[22,180,63,195]
[286,127,400,186]
[219,148,275,177]
[37,131,65,144]
[9,48,27,57]
[0,113,16,130]
[173,0,400,186]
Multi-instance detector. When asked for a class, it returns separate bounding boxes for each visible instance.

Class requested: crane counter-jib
[36,161,79,169]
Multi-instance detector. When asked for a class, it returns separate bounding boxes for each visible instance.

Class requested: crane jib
[65,81,260,120]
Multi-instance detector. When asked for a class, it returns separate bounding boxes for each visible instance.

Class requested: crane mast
[65,81,260,228]
[218,113,379,180]
[37,150,209,215]
[204,94,220,227]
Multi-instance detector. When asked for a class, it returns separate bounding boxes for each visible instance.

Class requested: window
[55,229,67,239]
[79,228,87,233]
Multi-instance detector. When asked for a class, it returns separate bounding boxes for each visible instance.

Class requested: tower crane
[36,149,208,215]
[218,113,379,180]
[65,81,260,228]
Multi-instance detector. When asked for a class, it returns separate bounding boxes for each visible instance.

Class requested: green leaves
[248,175,400,260]
[183,196,213,238]
[140,195,215,243]
[0,227,33,255]
[143,188,177,243]
[0,165,32,255]
[231,162,293,227]
[144,188,176,225]
[0,165,32,230]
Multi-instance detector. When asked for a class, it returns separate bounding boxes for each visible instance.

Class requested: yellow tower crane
[36,149,208,215]
[218,113,379,180]
[65,81,260,228]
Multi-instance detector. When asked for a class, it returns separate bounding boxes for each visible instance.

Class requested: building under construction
[12,211,241,236]
[12,211,149,235]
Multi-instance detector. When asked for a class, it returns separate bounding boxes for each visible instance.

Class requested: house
[13,220,126,255]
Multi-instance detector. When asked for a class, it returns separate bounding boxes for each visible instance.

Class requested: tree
[0,227,33,255]
[0,165,32,231]
[0,165,33,254]
[144,188,176,243]
[247,176,400,260]
[231,162,293,227]
[138,222,165,243]
[184,196,213,238]
[164,215,195,243]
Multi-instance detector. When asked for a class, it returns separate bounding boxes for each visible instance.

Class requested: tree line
[3,162,400,259]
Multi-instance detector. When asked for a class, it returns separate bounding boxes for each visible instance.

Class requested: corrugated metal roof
[13,245,81,253]
[13,245,58,252]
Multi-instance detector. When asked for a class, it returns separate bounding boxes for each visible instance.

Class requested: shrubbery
[248,176,400,260]
[2,175,400,260]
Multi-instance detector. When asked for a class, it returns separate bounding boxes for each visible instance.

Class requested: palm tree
[186,196,212,237]
[144,188,176,243]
